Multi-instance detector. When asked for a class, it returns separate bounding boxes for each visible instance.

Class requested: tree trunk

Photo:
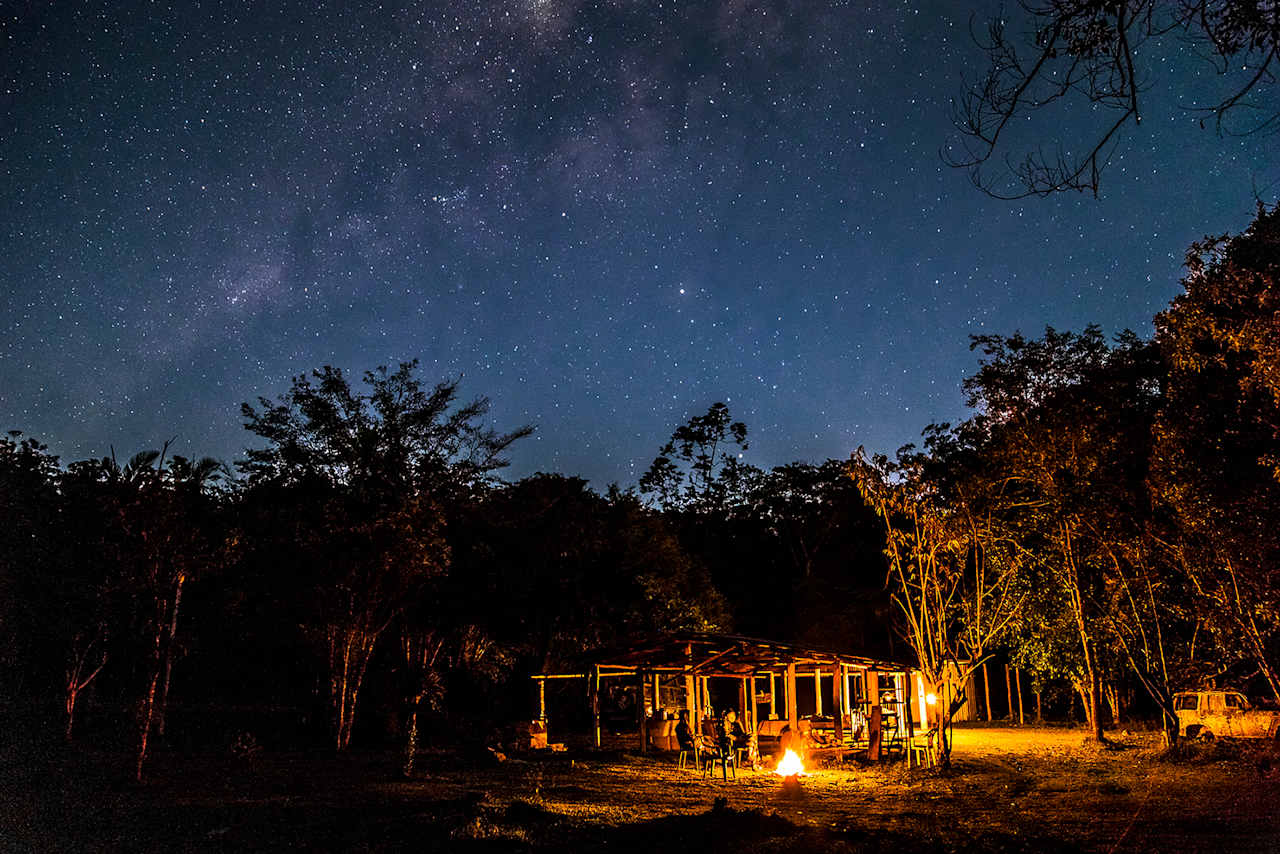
[403,695,421,777]
[1087,662,1103,741]
[136,637,163,782]
[64,634,107,743]
[154,574,185,738]
[330,624,379,751]
[1160,701,1179,747]
[1104,683,1120,725]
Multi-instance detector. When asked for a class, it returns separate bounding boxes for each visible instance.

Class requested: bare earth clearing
[3,725,1278,852]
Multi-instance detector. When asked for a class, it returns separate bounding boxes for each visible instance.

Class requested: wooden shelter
[531,633,928,762]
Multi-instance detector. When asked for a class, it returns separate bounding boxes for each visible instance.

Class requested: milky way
[2,0,1275,486]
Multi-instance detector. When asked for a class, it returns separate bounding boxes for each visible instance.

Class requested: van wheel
[1198,728,1215,742]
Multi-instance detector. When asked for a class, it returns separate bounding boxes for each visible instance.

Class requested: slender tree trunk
[330,624,380,751]
[1087,661,1103,740]
[403,695,422,777]
[1015,668,1024,725]
[1073,679,1090,727]
[136,626,164,782]
[982,661,993,722]
[155,574,185,738]
[64,634,107,742]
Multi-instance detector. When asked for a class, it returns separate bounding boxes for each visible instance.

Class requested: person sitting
[723,710,746,747]
[675,710,699,770]
[723,709,756,768]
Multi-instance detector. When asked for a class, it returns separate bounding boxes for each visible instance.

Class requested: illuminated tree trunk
[1062,522,1104,742]
[136,624,163,782]
[64,630,107,742]
[154,574,184,738]
[401,630,444,776]
[136,574,184,781]
[328,621,385,751]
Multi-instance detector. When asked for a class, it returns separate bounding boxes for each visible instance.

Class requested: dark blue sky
[3,1,1276,487]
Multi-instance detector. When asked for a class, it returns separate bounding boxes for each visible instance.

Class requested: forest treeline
[1,206,1276,778]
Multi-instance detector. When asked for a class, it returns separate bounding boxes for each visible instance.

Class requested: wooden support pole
[685,671,697,734]
[983,661,993,722]
[903,669,915,768]
[538,678,547,722]
[749,674,759,737]
[592,666,602,749]
[814,669,823,716]
[638,670,648,753]
[833,664,845,743]
[1005,664,1013,722]
[769,672,778,719]
[785,663,798,732]
[1036,689,1042,723]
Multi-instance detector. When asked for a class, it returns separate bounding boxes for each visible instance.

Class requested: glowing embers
[774,749,805,777]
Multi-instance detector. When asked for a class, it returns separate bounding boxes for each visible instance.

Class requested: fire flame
[775,749,804,776]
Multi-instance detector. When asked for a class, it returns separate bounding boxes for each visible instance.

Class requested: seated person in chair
[723,709,756,769]
[675,710,699,766]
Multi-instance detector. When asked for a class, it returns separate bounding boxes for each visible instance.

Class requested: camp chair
[908,726,938,767]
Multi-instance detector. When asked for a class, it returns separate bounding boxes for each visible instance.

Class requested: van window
[1225,694,1242,709]
[1174,695,1198,711]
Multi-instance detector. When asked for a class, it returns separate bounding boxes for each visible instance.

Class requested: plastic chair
[677,739,700,770]
[908,726,938,767]
[702,741,736,780]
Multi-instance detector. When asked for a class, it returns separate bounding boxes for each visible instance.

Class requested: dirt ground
[3,725,1278,852]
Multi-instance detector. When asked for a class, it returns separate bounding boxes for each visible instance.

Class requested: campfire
[774,749,805,777]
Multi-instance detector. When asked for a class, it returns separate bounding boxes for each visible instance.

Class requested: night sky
[3,1,1276,487]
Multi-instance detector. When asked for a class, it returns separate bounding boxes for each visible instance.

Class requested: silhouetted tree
[0,434,68,727]
[239,362,530,750]
[1153,204,1280,700]
[640,402,759,514]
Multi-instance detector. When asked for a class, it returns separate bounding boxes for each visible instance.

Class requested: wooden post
[903,669,915,767]
[769,672,778,718]
[1036,689,1042,723]
[833,664,845,743]
[592,667,602,749]
[537,678,547,722]
[1015,668,1025,726]
[1005,664,1013,722]
[982,661,993,722]
[814,669,823,716]
[785,663,799,732]
[749,674,759,740]
[638,670,648,753]
[685,671,697,735]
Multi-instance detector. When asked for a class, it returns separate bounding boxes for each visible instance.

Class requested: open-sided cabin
[531,633,931,764]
